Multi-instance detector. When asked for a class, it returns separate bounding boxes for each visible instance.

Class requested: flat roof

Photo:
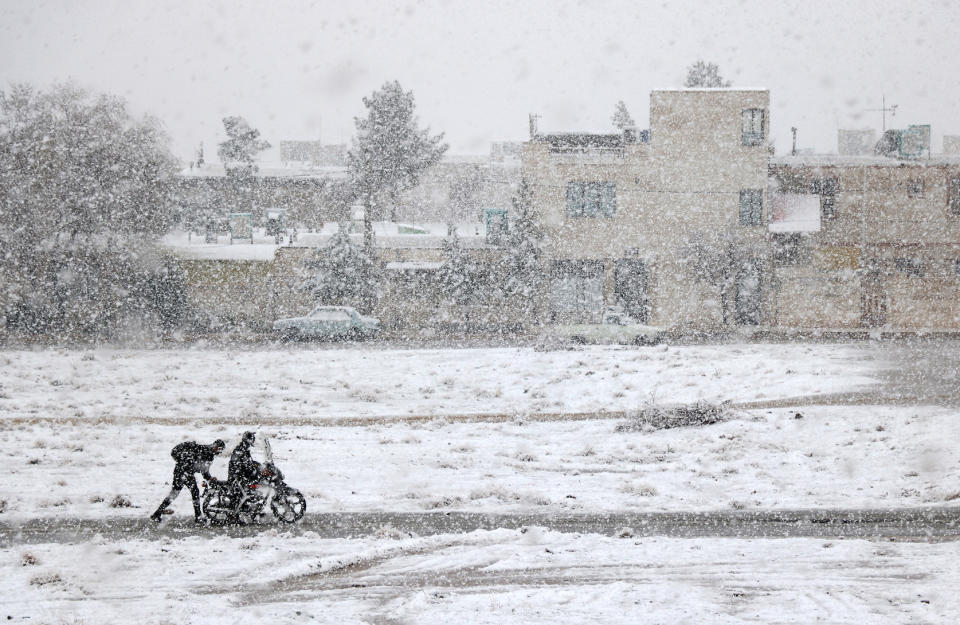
[771,155,960,167]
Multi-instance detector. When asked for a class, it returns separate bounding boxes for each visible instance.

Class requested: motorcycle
[202,442,306,525]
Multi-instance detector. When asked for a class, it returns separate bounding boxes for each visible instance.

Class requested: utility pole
[865,95,898,131]
[790,127,797,156]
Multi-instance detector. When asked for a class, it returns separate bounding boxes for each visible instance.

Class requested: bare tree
[684,61,731,88]
[684,229,762,326]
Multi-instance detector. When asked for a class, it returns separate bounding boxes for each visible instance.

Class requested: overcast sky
[2,0,958,162]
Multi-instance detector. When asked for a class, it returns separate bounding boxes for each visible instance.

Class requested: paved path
[3,507,958,546]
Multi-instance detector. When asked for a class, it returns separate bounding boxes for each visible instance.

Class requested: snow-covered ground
[2,343,958,623]
[3,403,958,521]
[0,343,876,422]
[4,530,957,624]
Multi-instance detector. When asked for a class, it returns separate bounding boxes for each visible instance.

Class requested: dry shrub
[29,572,62,586]
[615,401,729,432]
[110,495,132,508]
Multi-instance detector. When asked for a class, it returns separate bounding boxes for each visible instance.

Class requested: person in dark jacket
[150,439,226,523]
[228,431,263,490]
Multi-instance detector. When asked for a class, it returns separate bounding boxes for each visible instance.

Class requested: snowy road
[3,507,959,546]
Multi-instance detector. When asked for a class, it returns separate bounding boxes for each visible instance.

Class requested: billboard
[899,125,930,159]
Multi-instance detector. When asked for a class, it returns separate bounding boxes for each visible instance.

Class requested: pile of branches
[615,401,730,432]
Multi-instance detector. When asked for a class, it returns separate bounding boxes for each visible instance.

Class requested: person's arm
[198,459,215,482]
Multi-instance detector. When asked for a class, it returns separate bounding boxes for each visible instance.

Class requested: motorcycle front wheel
[271,489,306,523]
[202,488,234,526]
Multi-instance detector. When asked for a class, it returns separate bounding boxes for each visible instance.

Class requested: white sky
[2,0,958,162]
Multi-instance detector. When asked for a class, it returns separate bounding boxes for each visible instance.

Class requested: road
[2,507,958,547]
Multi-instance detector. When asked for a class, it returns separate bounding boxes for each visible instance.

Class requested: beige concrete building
[522,89,771,329]
[522,89,960,333]
[769,157,960,330]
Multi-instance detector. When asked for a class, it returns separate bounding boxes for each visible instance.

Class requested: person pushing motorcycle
[150,438,226,524]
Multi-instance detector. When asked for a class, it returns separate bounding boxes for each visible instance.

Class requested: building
[521,88,960,333]
[769,156,960,330]
[522,89,771,328]
[168,88,960,337]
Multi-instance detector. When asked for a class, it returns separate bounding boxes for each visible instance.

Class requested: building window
[739,189,763,226]
[907,178,924,198]
[811,177,838,219]
[772,233,805,266]
[741,109,765,146]
[949,178,960,215]
[566,182,616,218]
[953,259,960,278]
[894,257,924,277]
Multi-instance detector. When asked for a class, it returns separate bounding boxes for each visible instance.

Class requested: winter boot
[151,498,173,522]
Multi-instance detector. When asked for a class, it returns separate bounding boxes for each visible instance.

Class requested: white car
[273,306,380,340]
[542,307,664,345]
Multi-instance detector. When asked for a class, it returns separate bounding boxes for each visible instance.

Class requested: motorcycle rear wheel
[271,489,306,523]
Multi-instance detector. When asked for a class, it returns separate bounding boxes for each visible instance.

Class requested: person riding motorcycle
[228,431,267,499]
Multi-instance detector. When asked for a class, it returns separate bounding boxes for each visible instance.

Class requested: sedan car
[273,306,380,340]
[540,307,664,346]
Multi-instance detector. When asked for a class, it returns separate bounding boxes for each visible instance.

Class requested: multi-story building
[769,156,960,330]
[522,89,771,328]
[522,89,960,333]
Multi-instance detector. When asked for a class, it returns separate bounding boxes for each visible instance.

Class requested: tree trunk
[363,196,374,251]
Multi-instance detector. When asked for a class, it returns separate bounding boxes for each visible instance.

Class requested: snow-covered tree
[436,232,476,304]
[216,116,270,221]
[348,81,448,248]
[501,180,545,321]
[611,100,635,130]
[684,61,731,88]
[302,223,379,311]
[217,116,270,170]
[447,165,483,224]
[0,83,184,338]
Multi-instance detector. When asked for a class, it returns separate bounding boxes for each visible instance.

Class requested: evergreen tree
[611,100,635,130]
[501,180,545,321]
[684,61,731,88]
[217,116,270,222]
[348,81,448,249]
[217,116,271,170]
[436,232,475,304]
[302,223,379,310]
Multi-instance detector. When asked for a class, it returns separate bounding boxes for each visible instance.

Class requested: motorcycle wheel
[271,489,306,523]
[202,488,234,526]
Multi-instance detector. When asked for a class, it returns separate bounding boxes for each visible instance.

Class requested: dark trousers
[152,465,203,520]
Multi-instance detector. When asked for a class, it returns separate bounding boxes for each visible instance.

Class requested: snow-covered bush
[301,222,380,312]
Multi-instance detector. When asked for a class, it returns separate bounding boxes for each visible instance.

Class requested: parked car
[273,306,380,340]
[541,307,664,346]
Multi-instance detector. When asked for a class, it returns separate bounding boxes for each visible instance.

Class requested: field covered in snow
[2,342,959,623]
[0,343,875,422]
